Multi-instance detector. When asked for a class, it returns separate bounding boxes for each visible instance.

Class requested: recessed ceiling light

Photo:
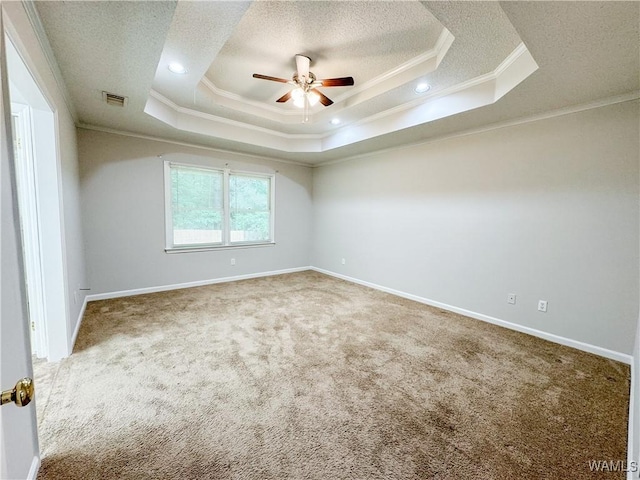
[168,62,187,75]
[330,118,341,125]
[414,83,431,94]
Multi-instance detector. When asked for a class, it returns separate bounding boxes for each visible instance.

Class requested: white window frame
[164,161,275,252]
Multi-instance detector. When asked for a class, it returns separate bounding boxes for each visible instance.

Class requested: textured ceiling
[34,0,177,132]
[146,0,536,146]
[32,1,639,165]
[162,0,461,136]
[207,1,443,102]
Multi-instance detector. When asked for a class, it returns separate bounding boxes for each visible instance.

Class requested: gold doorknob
[1,378,34,407]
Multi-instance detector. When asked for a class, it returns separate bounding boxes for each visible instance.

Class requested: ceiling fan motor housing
[293,72,317,92]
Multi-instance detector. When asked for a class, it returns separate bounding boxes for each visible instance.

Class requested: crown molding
[199,76,297,118]
[145,42,537,154]
[80,92,638,169]
[76,123,313,168]
[20,0,77,121]
[354,42,534,128]
[147,89,323,140]
[316,91,640,167]
[194,28,454,126]
[319,42,538,152]
[328,28,454,106]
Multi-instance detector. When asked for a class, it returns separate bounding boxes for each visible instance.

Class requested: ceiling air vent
[102,91,128,107]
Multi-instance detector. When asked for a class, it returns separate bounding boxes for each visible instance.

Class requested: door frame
[4,19,70,362]
[11,102,49,359]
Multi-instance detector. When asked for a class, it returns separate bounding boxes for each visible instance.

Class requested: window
[165,162,274,250]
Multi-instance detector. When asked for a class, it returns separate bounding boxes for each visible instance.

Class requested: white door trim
[11,102,48,358]
[5,22,70,361]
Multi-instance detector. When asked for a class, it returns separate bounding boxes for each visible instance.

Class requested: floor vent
[102,91,128,107]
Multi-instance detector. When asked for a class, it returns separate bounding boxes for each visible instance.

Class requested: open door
[0,8,40,479]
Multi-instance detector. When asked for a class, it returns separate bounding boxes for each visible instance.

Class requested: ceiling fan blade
[311,89,334,107]
[295,54,311,82]
[253,73,290,83]
[320,77,355,87]
[276,91,292,103]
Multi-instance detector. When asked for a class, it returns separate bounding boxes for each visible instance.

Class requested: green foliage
[171,168,271,241]
[229,175,270,240]
[171,168,222,229]
[231,212,269,241]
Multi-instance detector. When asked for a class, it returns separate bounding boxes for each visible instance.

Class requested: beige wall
[78,129,313,295]
[312,100,640,356]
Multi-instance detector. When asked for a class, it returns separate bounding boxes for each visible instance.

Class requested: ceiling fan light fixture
[291,88,320,108]
[253,55,354,111]
[307,91,320,107]
[168,62,187,75]
[291,87,305,108]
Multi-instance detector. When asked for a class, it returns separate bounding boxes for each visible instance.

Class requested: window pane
[171,166,223,245]
[229,175,270,211]
[230,211,270,242]
[229,175,271,243]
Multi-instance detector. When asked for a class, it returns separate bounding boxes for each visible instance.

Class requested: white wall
[4,2,87,357]
[57,111,86,351]
[312,100,639,356]
[78,129,313,295]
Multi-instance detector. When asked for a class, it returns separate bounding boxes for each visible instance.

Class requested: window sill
[165,242,275,254]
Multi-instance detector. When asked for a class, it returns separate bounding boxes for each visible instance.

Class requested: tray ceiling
[32,1,639,164]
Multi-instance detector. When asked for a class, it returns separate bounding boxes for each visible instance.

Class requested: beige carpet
[35,271,629,479]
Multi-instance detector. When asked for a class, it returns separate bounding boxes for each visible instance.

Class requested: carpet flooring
[35,271,630,479]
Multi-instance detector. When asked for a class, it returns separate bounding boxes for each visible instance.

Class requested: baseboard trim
[311,267,633,365]
[85,267,311,302]
[628,359,636,480]
[83,265,632,365]
[70,296,88,353]
[27,456,40,480]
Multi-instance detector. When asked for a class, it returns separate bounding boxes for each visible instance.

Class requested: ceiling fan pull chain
[303,95,309,123]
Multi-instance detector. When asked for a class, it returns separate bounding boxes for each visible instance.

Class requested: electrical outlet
[538,300,548,312]
[341,258,346,265]
[507,294,516,305]
[230,258,236,266]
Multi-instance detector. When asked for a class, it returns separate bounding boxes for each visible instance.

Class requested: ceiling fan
[253,54,354,109]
